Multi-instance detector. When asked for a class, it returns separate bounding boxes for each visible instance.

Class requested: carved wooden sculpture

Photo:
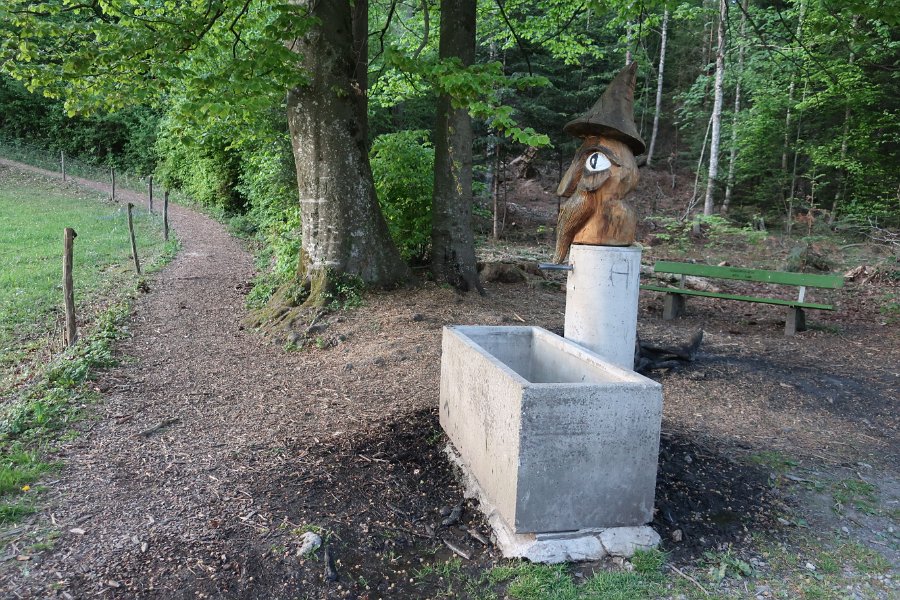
[553,63,646,263]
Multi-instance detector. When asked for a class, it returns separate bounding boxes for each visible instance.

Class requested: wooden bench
[640,261,845,335]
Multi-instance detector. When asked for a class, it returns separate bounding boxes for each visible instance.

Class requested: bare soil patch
[0,160,896,598]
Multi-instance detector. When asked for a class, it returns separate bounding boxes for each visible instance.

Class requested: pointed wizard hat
[563,62,646,155]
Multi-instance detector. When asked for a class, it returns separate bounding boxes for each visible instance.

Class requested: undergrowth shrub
[155,120,244,214]
[0,302,130,523]
[236,137,302,309]
[370,130,434,262]
[648,214,767,250]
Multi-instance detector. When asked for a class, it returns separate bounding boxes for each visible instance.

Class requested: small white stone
[805,562,816,571]
[296,532,322,557]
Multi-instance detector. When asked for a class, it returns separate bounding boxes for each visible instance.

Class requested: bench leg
[663,293,685,320]
[785,307,806,336]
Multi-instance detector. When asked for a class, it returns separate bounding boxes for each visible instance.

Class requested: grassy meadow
[0,167,171,395]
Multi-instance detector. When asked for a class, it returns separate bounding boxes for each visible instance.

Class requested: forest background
[0,0,896,308]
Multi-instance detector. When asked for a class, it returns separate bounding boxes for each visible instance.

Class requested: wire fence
[0,136,152,197]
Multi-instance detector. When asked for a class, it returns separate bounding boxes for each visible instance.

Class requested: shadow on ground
[220,409,787,598]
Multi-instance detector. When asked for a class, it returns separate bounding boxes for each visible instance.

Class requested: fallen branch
[442,538,471,560]
[137,417,181,438]
[670,565,709,596]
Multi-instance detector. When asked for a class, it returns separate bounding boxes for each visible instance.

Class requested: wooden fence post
[63,228,78,347]
[110,168,116,201]
[127,203,141,275]
[163,190,169,241]
[148,175,154,213]
[61,151,66,182]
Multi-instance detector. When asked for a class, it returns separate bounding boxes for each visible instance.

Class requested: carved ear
[557,156,583,197]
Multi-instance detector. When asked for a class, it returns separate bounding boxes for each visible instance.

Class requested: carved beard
[553,136,639,263]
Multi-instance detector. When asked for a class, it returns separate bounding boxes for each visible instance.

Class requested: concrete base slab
[445,444,661,564]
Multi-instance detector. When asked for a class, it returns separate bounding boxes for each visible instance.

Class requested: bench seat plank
[652,261,844,289]
[639,284,834,310]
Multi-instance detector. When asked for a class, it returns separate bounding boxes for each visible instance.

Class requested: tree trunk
[431,0,483,293]
[625,21,634,66]
[646,7,668,167]
[687,112,713,221]
[286,0,408,305]
[492,144,502,239]
[781,0,807,182]
[722,0,748,214]
[830,16,857,225]
[702,0,726,216]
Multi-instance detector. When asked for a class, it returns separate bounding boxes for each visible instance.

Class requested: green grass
[832,478,879,515]
[0,169,174,394]
[0,168,178,530]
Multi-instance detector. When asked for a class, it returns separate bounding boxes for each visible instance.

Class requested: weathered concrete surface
[439,326,663,534]
[564,244,642,370]
[445,444,661,563]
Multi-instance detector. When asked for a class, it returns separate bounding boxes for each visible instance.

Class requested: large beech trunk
[431,0,483,294]
[286,0,407,303]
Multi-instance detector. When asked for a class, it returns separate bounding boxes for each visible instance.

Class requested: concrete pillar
[564,244,642,370]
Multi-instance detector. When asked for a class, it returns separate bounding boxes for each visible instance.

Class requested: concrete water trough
[439,325,663,559]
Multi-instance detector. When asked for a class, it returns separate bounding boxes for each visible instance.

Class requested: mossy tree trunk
[286,0,408,306]
[431,0,483,294]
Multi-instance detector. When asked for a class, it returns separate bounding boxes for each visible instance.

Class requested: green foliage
[649,214,767,251]
[0,75,160,176]
[729,2,899,226]
[702,548,756,582]
[0,1,312,127]
[832,479,879,515]
[155,119,244,214]
[0,301,131,523]
[322,273,365,311]
[236,134,302,309]
[370,130,435,261]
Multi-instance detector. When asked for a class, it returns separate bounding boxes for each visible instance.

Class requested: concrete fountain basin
[439,325,663,561]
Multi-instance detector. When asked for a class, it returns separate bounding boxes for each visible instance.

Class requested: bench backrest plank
[653,261,844,288]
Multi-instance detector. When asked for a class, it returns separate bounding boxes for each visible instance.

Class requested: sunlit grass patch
[0,169,175,394]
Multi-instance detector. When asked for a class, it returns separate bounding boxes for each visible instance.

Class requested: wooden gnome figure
[553,63,645,263]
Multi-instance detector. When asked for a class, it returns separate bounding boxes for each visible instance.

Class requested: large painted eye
[585,152,611,172]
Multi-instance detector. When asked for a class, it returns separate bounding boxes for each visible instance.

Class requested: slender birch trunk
[830,16,858,224]
[781,0,807,181]
[702,0,727,216]
[625,21,633,65]
[646,7,669,167]
[722,0,748,214]
[786,81,809,235]
[687,112,714,221]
